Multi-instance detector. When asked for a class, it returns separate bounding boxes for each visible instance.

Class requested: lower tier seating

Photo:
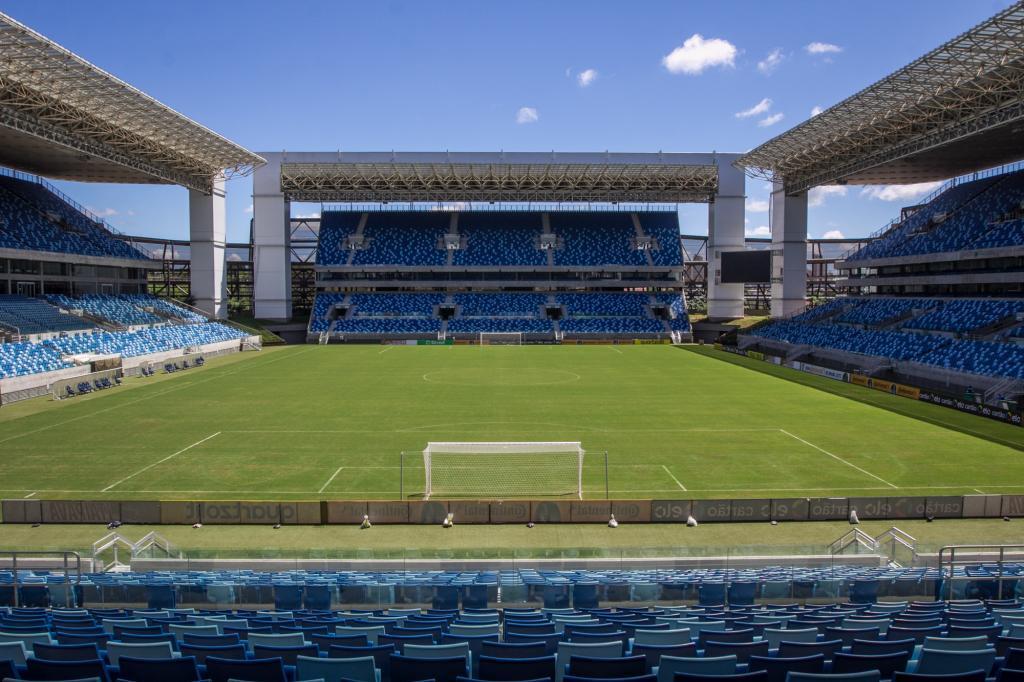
[0,322,247,379]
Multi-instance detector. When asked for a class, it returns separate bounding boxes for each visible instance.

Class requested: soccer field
[0,344,1020,501]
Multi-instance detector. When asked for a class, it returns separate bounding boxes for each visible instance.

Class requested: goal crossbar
[422,441,584,499]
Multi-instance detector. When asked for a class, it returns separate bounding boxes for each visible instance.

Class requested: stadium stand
[12,596,1024,682]
[120,293,208,323]
[0,295,92,335]
[0,175,149,261]
[453,213,547,266]
[750,294,1024,380]
[550,213,648,266]
[46,294,164,327]
[448,293,553,335]
[352,213,449,266]
[903,300,1024,334]
[844,171,1024,262]
[311,209,687,340]
[0,322,247,379]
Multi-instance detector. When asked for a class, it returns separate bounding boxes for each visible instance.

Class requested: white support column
[770,180,808,318]
[707,162,745,320]
[253,153,292,321]
[189,176,227,319]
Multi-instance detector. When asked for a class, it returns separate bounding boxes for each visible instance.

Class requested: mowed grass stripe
[0,344,1021,500]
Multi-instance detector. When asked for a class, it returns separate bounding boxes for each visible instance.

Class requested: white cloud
[294,211,321,220]
[757,49,784,75]
[577,68,598,87]
[808,184,848,207]
[822,229,846,239]
[810,105,824,117]
[758,112,784,127]
[662,34,737,75]
[746,198,770,213]
[87,206,118,217]
[735,98,772,119]
[860,181,942,201]
[746,225,771,237]
[806,41,842,55]
[244,204,253,214]
[516,106,539,124]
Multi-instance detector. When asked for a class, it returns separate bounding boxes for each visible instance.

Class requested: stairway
[632,213,655,266]
[346,213,368,266]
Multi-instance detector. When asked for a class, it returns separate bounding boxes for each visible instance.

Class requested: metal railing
[1,550,82,607]
[0,166,125,236]
[938,544,1024,601]
[837,160,1024,261]
[829,527,918,567]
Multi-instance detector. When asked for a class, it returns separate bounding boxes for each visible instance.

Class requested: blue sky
[2,0,1016,243]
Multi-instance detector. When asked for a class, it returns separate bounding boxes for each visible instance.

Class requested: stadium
[2,2,1024,680]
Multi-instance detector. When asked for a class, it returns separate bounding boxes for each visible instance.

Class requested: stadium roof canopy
[737,3,1024,194]
[0,12,264,194]
[274,151,726,203]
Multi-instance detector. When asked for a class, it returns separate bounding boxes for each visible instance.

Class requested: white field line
[0,347,311,447]
[973,488,986,494]
[609,346,623,354]
[102,432,222,492]
[662,465,687,491]
[378,346,395,354]
[779,429,897,489]
[319,467,345,493]
[23,492,36,498]
[219,427,785,434]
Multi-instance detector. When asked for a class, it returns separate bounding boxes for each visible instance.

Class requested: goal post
[420,441,584,499]
[479,332,522,345]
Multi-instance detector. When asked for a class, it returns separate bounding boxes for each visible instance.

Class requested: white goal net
[479,332,522,345]
[422,441,584,499]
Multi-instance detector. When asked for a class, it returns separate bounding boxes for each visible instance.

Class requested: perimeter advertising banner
[919,391,1022,426]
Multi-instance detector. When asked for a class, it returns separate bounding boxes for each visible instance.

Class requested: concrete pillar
[189,176,227,319]
[252,153,292,321]
[707,162,745,320]
[770,180,808,318]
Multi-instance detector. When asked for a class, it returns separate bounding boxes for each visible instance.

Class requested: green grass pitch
[0,344,1021,502]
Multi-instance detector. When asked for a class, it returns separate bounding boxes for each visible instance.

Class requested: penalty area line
[102,432,222,492]
[779,428,897,489]
[661,465,687,491]
[319,467,345,493]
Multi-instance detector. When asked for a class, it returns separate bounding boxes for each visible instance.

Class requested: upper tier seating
[122,294,208,323]
[846,171,1024,261]
[0,175,149,261]
[353,213,448,266]
[316,212,362,266]
[904,299,1024,334]
[0,295,92,334]
[47,294,163,327]
[453,213,547,266]
[832,299,934,327]
[552,213,647,266]
[316,210,681,269]
[640,213,684,267]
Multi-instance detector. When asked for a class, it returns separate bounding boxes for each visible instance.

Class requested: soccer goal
[479,332,522,345]
[416,441,584,499]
